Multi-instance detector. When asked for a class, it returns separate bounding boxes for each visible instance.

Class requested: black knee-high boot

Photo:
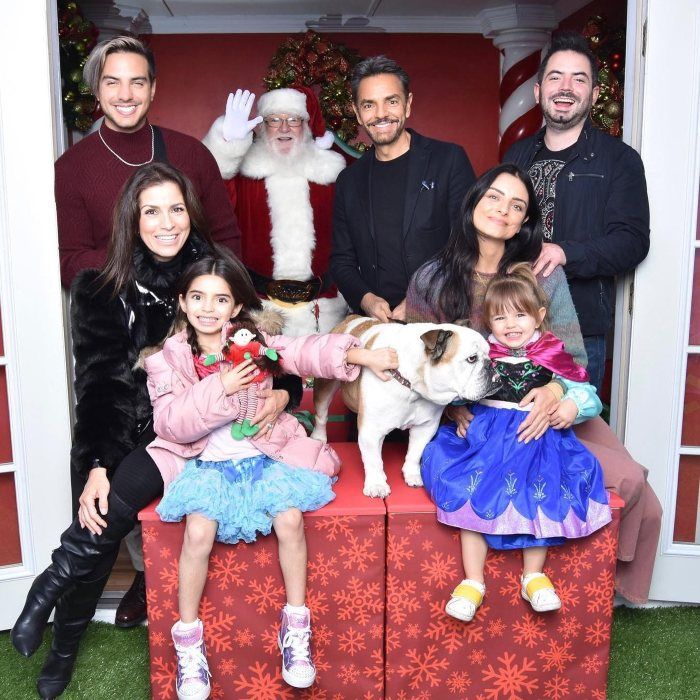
[11,492,136,658]
[36,571,113,699]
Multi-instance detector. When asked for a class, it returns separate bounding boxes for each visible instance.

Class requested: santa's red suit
[203,88,348,336]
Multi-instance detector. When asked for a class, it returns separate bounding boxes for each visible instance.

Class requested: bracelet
[91,458,103,471]
[544,381,564,401]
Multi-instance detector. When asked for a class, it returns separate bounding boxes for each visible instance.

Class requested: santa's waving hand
[222,89,263,142]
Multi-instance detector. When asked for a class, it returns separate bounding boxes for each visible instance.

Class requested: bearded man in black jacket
[504,32,650,392]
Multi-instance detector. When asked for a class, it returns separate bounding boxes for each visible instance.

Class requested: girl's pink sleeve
[262,332,362,380]
[145,352,243,444]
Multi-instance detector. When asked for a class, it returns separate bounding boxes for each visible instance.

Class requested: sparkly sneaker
[171,620,211,700]
[278,606,316,688]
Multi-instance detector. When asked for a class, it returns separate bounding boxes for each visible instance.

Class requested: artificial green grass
[0,622,149,699]
[607,606,700,699]
[1,607,699,698]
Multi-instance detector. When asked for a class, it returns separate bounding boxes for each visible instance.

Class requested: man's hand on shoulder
[222,88,263,142]
[361,292,393,323]
[533,242,567,277]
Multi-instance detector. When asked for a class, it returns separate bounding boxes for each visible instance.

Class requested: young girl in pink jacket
[146,254,397,698]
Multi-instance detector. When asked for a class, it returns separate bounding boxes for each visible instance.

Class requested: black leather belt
[266,278,323,304]
[248,267,328,304]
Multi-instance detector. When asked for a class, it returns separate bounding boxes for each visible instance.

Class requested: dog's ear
[421,329,454,363]
[453,318,471,328]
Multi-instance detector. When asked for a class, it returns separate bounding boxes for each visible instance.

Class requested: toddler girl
[421,263,611,623]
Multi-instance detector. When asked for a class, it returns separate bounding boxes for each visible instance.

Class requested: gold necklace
[98,124,154,167]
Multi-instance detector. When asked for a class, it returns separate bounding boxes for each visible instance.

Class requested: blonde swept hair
[83,36,156,96]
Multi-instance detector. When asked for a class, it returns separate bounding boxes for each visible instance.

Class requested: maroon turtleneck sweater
[55,120,241,287]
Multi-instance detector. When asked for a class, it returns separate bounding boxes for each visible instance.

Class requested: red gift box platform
[139,444,385,700]
[297,387,354,442]
[382,443,623,700]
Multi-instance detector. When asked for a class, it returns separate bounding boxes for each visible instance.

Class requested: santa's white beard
[258,128,315,174]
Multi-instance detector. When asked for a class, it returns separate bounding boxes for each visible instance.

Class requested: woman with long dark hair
[406,163,661,606]
[10,162,288,698]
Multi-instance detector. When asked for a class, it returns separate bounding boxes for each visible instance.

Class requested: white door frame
[0,2,73,629]
[625,0,700,602]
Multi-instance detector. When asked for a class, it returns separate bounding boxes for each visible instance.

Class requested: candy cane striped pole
[492,29,550,160]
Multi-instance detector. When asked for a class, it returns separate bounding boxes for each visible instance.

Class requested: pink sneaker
[278,606,316,688]
[171,620,211,700]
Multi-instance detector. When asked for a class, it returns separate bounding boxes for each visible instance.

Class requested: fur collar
[131,231,211,296]
[241,139,345,184]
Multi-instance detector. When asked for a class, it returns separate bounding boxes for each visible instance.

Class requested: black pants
[109,445,164,513]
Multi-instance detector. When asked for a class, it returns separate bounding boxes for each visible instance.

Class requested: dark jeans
[583,334,606,395]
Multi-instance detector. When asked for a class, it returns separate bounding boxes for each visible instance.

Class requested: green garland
[58,1,100,132]
[582,15,625,137]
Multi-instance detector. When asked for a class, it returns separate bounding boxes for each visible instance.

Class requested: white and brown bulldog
[312,316,500,497]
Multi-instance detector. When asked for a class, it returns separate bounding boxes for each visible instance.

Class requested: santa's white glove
[222,89,263,142]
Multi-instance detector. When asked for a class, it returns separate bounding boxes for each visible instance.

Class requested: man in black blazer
[330,56,476,321]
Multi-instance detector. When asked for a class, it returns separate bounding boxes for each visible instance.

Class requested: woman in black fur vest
[10,162,290,698]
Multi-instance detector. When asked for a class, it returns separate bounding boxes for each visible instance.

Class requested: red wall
[145,33,501,175]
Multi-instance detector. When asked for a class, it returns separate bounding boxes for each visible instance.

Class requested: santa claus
[203,87,348,336]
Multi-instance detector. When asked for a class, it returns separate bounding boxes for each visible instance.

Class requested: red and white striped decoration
[492,30,550,160]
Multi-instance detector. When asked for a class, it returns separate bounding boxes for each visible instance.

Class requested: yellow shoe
[445,579,485,622]
[521,572,561,612]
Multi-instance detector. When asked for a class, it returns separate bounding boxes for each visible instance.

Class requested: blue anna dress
[421,332,611,550]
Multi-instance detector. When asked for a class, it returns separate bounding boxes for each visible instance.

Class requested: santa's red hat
[257,86,335,150]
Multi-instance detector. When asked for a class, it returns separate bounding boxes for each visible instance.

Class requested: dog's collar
[388,368,411,389]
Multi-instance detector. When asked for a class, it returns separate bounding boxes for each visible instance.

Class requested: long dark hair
[100,162,215,295]
[428,163,542,322]
[174,254,263,356]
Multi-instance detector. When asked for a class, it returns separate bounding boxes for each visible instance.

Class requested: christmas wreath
[264,30,367,155]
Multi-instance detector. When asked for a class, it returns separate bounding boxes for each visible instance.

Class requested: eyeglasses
[263,115,304,128]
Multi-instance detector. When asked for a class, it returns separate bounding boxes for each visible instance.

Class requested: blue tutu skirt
[156,455,335,544]
[421,403,611,550]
